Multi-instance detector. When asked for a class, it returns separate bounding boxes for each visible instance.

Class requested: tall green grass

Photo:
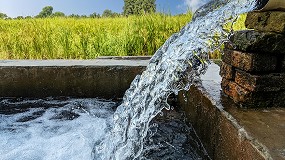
[0,13,246,59]
[209,14,247,59]
[0,13,193,59]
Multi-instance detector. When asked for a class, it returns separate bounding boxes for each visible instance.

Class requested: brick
[222,49,277,72]
[221,79,273,108]
[235,70,285,92]
[221,78,249,103]
[245,11,285,34]
[230,30,285,54]
[220,62,235,80]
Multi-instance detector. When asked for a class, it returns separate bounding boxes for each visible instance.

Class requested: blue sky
[0,0,209,18]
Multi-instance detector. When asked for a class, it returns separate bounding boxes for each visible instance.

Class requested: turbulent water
[0,1,260,160]
[94,0,258,159]
[0,98,208,160]
[0,98,116,160]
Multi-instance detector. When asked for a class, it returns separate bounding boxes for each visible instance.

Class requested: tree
[25,16,32,19]
[102,9,120,18]
[52,11,65,17]
[15,16,24,19]
[123,0,156,16]
[68,14,80,18]
[90,12,100,18]
[37,6,53,18]
[123,0,136,15]
[102,9,113,17]
[80,15,88,18]
[0,12,8,19]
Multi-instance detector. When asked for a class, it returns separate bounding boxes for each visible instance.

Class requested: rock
[221,79,246,104]
[282,56,285,72]
[245,11,285,34]
[230,30,285,54]
[221,79,273,108]
[220,62,235,80]
[222,49,277,72]
[235,69,285,92]
[273,91,285,107]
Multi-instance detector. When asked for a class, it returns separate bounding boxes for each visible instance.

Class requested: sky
[0,0,210,18]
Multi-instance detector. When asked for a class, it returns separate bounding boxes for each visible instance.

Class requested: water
[0,98,207,160]
[94,0,258,159]
[0,1,259,159]
[0,98,116,160]
[141,109,210,159]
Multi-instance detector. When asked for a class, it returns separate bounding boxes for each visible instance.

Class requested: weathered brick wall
[220,11,285,108]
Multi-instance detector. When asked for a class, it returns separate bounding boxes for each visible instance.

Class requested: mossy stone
[230,30,285,54]
[245,11,285,34]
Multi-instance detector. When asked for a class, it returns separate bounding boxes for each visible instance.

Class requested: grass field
[0,13,246,59]
[0,13,193,59]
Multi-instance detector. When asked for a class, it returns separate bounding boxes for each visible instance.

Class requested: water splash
[94,0,258,159]
[0,98,116,160]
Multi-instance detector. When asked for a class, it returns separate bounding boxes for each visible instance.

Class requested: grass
[209,13,247,59]
[0,13,193,59]
[0,13,246,59]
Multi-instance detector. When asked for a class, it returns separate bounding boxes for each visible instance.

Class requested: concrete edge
[0,59,149,99]
[199,83,271,159]
[177,63,273,160]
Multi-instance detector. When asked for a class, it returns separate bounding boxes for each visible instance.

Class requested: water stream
[0,98,207,160]
[0,1,260,159]
[94,0,258,159]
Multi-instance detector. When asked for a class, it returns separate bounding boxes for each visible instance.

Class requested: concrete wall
[178,63,285,160]
[0,59,148,99]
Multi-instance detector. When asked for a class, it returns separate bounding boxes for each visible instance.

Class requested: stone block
[235,70,285,92]
[282,56,285,72]
[221,79,246,103]
[230,30,285,54]
[220,62,235,80]
[273,91,285,107]
[222,49,277,72]
[221,79,273,108]
[245,11,285,34]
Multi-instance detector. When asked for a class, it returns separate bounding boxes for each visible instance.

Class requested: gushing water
[94,0,258,159]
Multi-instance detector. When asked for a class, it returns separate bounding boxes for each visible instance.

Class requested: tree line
[0,0,156,19]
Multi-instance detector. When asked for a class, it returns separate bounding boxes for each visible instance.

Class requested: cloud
[184,0,209,11]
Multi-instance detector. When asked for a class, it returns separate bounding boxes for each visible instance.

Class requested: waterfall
[94,0,258,159]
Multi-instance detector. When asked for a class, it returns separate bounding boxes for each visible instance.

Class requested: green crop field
[0,13,246,59]
[0,13,193,59]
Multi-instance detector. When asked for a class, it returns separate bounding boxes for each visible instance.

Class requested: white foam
[0,99,115,160]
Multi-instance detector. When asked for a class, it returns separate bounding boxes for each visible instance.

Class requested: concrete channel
[0,57,149,99]
[0,57,284,159]
[179,63,285,160]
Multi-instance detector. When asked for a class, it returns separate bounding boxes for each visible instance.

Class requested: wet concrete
[178,63,285,159]
[0,58,149,99]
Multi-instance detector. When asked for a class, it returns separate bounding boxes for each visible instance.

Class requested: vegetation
[52,12,65,17]
[231,13,247,31]
[0,0,247,60]
[102,10,120,18]
[0,13,8,19]
[0,13,193,59]
[209,14,247,59]
[123,0,156,16]
[36,6,54,18]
